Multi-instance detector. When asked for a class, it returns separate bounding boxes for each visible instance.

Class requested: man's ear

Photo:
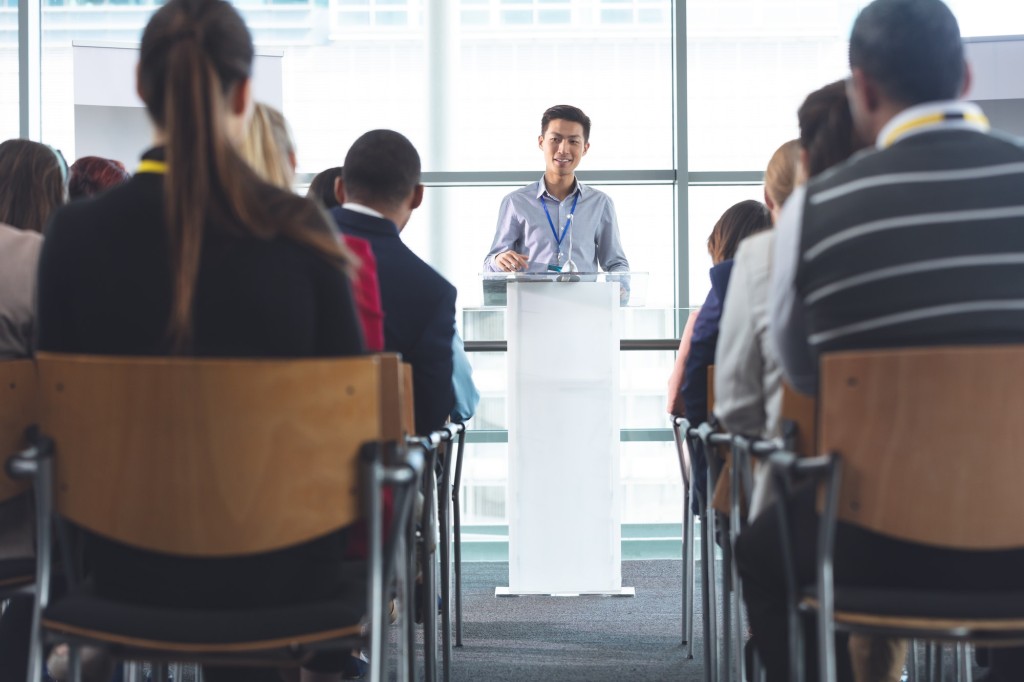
[410,184,424,210]
[538,134,545,150]
[334,177,346,205]
[582,141,590,157]
[229,77,253,117]
[850,68,880,113]
[960,60,973,99]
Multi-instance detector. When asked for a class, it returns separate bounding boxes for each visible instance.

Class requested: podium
[494,275,634,596]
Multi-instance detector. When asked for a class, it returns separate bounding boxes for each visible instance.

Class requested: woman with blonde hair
[241,102,386,354]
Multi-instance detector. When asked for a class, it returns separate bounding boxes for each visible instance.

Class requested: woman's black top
[36,150,365,608]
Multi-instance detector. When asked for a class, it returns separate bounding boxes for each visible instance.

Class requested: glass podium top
[479,271,648,308]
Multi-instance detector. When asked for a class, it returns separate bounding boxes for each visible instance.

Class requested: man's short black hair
[849,0,964,105]
[541,105,592,143]
[342,129,421,208]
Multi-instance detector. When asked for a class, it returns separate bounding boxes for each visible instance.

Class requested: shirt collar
[535,175,585,200]
[342,202,386,219]
[876,100,990,150]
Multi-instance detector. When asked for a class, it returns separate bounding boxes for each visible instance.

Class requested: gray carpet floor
[432,560,981,682]
[444,560,705,682]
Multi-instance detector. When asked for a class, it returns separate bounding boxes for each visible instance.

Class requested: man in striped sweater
[738,0,1024,680]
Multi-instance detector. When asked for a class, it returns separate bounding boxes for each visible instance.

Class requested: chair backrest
[400,362,415,435]
[0,360,34,503]
[819,346,1024,550]
[780,381,816,455]
[35,352,403,557]
[706,365,715,414]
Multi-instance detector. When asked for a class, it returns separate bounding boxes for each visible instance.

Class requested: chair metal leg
[703,487,720,682]
[729,450,747,682]
[700,511,716,682]
[674,421,695,658]
[721,516,733,682]
[396,532,411,682]
[907,640,919,682]
[684,476,695,659]
[69,646,83,682]
[452,430,466,648]
[404,506,417,682]
[751,649,766,682]
[422,460,439,682]
[152,663,169,682]
[438,440,453,682]
[958,643,972,682]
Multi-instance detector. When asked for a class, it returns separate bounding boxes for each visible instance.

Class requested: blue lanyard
[540,191,579,249]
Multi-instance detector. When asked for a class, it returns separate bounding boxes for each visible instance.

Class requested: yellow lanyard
[881,110,990,149]
[136,159,168,175]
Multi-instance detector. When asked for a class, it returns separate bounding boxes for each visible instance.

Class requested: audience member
[307,166,344,209]
[762,140,801,223]
[240,102,295,190]
[332,130,457,435]
[668,141,801,418]
[681,199,772,507]
[67,156,131,201]
[715,83,868,515]
[665,308,700,416]
[739,1,1024,680]
[0,138,65,681]
[0,139,64,358]
[451,325,480,423]
[36,1,365,680]
[240,105,385,351]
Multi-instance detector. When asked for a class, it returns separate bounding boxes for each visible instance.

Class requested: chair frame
[10,353,423,682]
[770,347,1024,682]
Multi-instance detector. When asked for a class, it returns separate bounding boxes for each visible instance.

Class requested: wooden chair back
[706,365,715,414]
[400,363,415,436]
[0,360,34,503]
[378,354,406,441]
[819,346,1024,550]
[35,352,403,557]
[780,381,817,455]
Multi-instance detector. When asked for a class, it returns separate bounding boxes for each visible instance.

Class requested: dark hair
[0,139,65,234]
[137,0,352,351]
[68,156,131,201]
[541,105,592,143]
[307,166,344,209]
[849,0,964,105]
[798,80,871,178]
[707,200,772,264]
[342,130,420,209]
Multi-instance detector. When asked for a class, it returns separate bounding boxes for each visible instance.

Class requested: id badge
[546,263,563,273]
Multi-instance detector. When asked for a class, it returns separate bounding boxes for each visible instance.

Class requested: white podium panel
[504,280,629,595]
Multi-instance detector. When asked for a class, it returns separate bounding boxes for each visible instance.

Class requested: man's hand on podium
[496,250,530,272]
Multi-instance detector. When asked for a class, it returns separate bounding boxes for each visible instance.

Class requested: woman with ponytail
[37,1,364,679]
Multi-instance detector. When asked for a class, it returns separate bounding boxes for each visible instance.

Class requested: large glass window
[686,0,864,172]
[0,4,16,141]
[447,0,673,172]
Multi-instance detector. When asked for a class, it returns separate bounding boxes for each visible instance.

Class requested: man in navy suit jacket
[331,130,456,435]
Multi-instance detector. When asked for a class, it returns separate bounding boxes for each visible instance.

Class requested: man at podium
[483,105,629,274]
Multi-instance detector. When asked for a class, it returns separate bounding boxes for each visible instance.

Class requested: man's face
[538,119,589,178]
